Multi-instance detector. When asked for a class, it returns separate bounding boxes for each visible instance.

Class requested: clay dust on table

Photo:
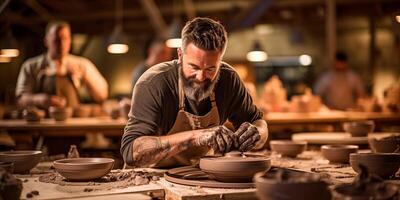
[38,170,161,192]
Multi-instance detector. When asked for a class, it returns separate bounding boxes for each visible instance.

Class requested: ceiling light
[107,0,129,54]
[0,30,19,58]
[246,41,268,62]
[299,54,312,66]
[166,18,182,48]
[396,15,400,23]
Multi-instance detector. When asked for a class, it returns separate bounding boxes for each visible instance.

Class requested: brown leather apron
[155,69,220,168]
[40,73,80,108]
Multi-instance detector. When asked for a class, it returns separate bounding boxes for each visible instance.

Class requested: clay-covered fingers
[214,126,235,153]
[239,132,260,152]
[235,122,260,152]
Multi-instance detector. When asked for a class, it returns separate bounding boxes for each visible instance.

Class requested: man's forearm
[18,94,44,108]
[252,119,268,149]
[131,129,212,167]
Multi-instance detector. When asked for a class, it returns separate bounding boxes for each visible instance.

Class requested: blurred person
[121,17,268,168]
[131,38,172,90]
[314,52,365,110]
[16,21,108,109]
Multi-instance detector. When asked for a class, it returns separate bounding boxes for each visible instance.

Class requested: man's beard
[180,67,219,102]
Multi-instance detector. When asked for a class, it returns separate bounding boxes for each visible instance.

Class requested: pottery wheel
[164,166,254,188]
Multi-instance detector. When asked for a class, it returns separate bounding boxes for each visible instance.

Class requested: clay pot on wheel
[199,152,271,183]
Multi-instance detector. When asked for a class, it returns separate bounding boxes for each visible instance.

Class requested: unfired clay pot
[49,106,73,121]
[199,152,271,183]
[54,158,114,181]
[0,150,42,174]
[270,140,307,157]
[321,145,359,163]
[253,170,331,200]
[350,153,400,178]
[368,133,400,153]
[343,121,375,137]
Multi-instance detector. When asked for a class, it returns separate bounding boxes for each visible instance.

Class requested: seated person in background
[15,21,108,109]
[314,52,365,111]
[121,17,268,168]
[131,38,172,90]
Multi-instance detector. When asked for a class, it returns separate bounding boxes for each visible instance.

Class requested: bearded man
[121,17,268,168]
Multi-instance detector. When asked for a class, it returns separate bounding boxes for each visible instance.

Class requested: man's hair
[336,51,348,62]
[45,21,70,38]
[181,17,227,54]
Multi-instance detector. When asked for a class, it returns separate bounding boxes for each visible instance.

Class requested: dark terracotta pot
[343,121,375,137]
[54,158,114,181]
[253,171,331,200]
[350,153,400,178]
[332,183,399,200]
[0,150,42,174]
[368,133,400,153]
[321,145,358,163]
[199,152,271,183]
[270,140,307,157]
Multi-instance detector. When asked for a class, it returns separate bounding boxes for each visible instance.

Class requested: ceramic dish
[199,152,271,183]
[343,120,375,137]
[270,140,307,157]
[54,158,114,181]
[321,145,358,163]
[350,153,400,178]
[0,150,42,174]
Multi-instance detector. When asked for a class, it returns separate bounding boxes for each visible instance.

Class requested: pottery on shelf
[343,120,375,137]
[0,151,42,174]
[321,145,359,163]
[54,158,114,181]
[270,140,307,157]
[199,152,271,183]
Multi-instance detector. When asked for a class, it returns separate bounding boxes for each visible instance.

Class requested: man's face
[178,43,222,102]
[334,60,347,71]
[45,26,71,59]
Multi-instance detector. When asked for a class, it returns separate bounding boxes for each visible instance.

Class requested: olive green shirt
[121,60,263,165]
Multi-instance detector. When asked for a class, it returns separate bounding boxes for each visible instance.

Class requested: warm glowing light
[0,56,11,63]
[299,54,312,66]
[396,15,400,23]
[107,44,129,54]
[166,38,181,48]
[246,51,268,62]
[0,49,20,57]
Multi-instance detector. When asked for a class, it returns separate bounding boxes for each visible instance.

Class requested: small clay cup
[368,133,400,153]
[350,153,400,178]
[73,105,92,118]
[321,145,359,163]
[253,170,331,200]
[343,120,375,137]
[199,152,271,183]
[332,182,399,200]
[0,161,14,173]
[49,106,73,121]
[270,140,307,157]
[0,150,42,174]
[54,158,114,181]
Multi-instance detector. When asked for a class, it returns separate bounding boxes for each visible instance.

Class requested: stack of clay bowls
[253,169,331,200]
[0,150,42,174]
[199,152,271,183]
[49,106,73,121]
[343,120,375,137]
[270,140,307,157]
[321,145,359,163]
[54,158,114,181]
[368,133,400,153]
[350,153,400,178]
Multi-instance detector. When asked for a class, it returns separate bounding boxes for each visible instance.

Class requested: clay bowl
[332,182,399,200]
[350,153,400,178]
[270,140,307,157]
[49,106,73,121]
[73,105,92,118]
[0,150,42,174]
[54,158,114,181]
[253,170,331,200]
[321,145,359,163]
[0,161,14,173]
[368,133,400,153]
[343,120,375,137]
[22,108,45,122]
[199,152,271,183]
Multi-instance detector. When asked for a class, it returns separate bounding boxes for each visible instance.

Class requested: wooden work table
[16,151,400,200]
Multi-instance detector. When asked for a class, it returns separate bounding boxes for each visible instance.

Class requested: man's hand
[32,94,66,107]
[195,125,236,153]
[234,122,260,152]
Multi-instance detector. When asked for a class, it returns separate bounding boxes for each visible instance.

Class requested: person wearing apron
[121,17,268,168]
